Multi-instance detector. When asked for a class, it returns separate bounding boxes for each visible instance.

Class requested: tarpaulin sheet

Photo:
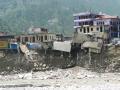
[53,41,71,52]
[27,43,41,49]
[10,43,18,49]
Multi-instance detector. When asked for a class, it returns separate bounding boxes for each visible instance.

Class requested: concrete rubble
[0,67,98,80]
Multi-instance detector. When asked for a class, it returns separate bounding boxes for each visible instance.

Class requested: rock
[77,73,86,79]
[23,73,32,79]
[43,64,46,67]
[0,75,2,79]
[39,63,43,66]
[86,74,96,78]
[46,66,49,69]
[34,63,38,67]
[18,74,24,79]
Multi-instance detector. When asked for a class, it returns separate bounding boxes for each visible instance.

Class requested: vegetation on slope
[0,0,120,35]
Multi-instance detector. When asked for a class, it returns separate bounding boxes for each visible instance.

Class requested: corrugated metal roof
[0,35,14,39]
[97,15,118,19]
[73,12,98,16]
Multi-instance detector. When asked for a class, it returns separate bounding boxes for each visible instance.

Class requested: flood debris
[53,41,72,52]
[0,66,120,90]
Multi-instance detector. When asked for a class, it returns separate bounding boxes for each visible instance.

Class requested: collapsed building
[72,12,120,70]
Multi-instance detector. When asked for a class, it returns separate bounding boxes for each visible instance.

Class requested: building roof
[73,12,98,16]
[28,27,48,34]
[96,14,119,19]
[19,32,55,37]
[73,12,120,20]
[0,35,15,39]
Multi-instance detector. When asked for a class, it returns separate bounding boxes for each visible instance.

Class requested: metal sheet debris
[53,41,71,52]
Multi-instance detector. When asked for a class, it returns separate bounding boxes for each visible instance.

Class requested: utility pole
[118,23,120,38]
[88,48,91,66]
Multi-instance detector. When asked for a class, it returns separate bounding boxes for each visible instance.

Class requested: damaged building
[17,27,56,43]
[73,12,120,43]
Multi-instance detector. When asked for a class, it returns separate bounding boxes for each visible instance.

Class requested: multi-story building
[17,27,56,43]
[73,12,120,41]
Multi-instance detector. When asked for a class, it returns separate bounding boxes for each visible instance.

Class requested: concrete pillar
[118,25,120,38]
[34,35,37,42]
[43,35,45,42]
[20,36,22,43]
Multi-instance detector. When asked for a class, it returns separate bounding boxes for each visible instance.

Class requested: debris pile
[0,67,98,80]
[0,67,120,90]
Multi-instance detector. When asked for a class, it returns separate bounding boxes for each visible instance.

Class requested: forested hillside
[0,0,120,35]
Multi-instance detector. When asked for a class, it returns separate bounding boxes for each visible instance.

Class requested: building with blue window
[73,12,120,41]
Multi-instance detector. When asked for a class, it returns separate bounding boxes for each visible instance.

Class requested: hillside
[0,0,120,35]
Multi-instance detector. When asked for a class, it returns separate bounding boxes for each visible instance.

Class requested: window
[83,16,85,19]
[45,35,47,40]
[25,37,28,42]
[91,28,93,31]
[103,22,104,25]
[75,22,78,26]
[111,27,113,30]
[97,27,99,31]
[117,21,119,25]
[17,37,20,42]
[80,28,82,32]
[41,36,43,42]
[83,27,86,33]
[90,21,93,25]
[97,22,99,25]
[87,27,89,33]
[81,16,83,19]
[75,28,77,32]
[85,16,87,19]
[85,22,88,25]
[100,26,103,32]
[74,16,78,20]
[79,22,81,26]
[110,21,113,25]
[33,36,35,42]
[82,22,85,25]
